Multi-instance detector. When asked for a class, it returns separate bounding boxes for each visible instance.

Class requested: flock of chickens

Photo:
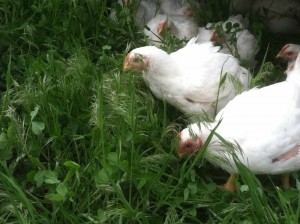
[118,0,300,191]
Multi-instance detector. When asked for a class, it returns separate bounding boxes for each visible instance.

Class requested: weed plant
[0,0,300,223]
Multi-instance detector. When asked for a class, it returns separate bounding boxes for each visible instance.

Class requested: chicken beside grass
[124,38,251,118]
[178,53,300,191]
[144,14,198,45]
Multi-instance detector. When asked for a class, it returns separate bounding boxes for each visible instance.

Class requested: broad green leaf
[30,105,40,121]
[102,45,111,50]
[184,187,189,201]
[56,183,68,197]
[44,171,60,184]
[0,133,9,149]
[34,171,45,187]
[119,160,129,172]
[107,152,118,164]
[225,22,232,33]
[7,124,16,140]
[188,182,197,194]
[95,168,112,184]
[32,121,45,135]
[190,169,196,182]
[189,208,197,217]
[96,169,109,183]
[47,193,64,202]
[63,170,75,183]
[64,161,80,170]
[0,147,12,161]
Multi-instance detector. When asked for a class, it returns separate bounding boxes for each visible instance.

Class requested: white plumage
[144,14,198,45]
[196,15,259,67]
[124,39,251,117]
[195,27,214,44]
[212,15,258,67]
[159,0,196,17]
[179,53,300,189]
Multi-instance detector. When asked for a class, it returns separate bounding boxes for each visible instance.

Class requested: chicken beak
[123,53,131,72]
[157,20,168,35]
[210,30,224,44]
[123,53,149,71]
[276,52,283,58]
[277,44,290,59]
[184,8,196,17]
[178,152,184,159]
[177,136,202,159]
[123,64,130,72]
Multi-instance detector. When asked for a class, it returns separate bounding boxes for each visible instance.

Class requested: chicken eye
[133,54,145,63]
[184,143,194,151]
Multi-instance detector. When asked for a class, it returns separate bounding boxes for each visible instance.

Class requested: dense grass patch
[0,0,300,223]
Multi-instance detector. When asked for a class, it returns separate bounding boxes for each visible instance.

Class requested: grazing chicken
[144,14,198,45]
[124,39,251,118]
[277,43,300,73]
[178,53,300,191]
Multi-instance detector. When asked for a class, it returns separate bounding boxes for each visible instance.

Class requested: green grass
[0,0,300,223]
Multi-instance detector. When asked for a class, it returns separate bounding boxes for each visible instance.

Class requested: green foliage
[198,0,231,24]
[0,0,299,223]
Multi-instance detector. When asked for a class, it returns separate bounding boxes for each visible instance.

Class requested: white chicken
[144,14,198,45]
[124,39,251,118]
[210,15,258,67]
[196,15,259,67]
[133,0,161,28]
[252,0,300,34]
[159,0,196,17]
[178,53,300,191]
[216,14,249,29]
[196,15,249,44]
[277,43,300,73]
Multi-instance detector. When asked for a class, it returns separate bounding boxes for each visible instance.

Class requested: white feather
[128,42,251,117]
[180,53,300,174]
